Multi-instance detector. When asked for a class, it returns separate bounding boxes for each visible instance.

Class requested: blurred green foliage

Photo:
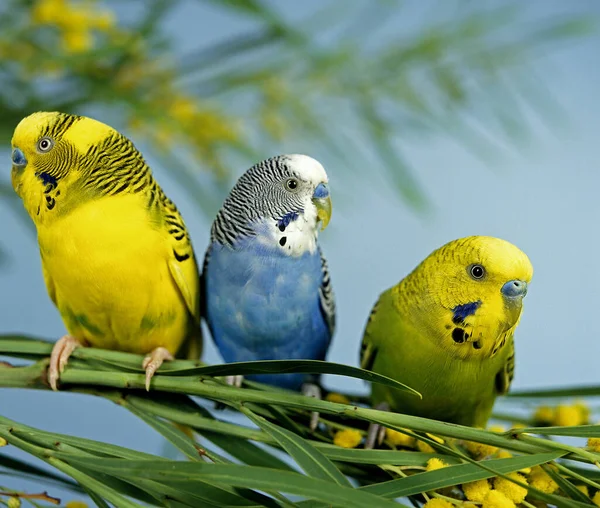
[0,0,595,223]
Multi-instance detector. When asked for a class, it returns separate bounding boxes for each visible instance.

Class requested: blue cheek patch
[276,211,299,231]
[452,301,481,324]
[37,172,58,188]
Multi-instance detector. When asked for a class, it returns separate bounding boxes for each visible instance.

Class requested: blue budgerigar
[202,154,334,425]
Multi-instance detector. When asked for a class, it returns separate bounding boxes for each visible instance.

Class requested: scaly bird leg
[142,347,174,391]
[48,335,83,391]
[365,402,390,449]
[301,382,322,432]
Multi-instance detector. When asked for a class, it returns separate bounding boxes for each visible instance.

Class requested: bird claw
[225,375,243,387]
[301,382,322,432]
[365,402,390,449]
[142,347,174,391]
[48,335,82,391]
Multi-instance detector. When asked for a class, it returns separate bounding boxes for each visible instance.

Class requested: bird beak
[312,183,332,231]
[11,147,27,194]
[501,279,528,325]
[11,148,27,169]
[501,280,528,300]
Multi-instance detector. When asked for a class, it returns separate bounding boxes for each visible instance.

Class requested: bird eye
[469,264,486,280]
[285,178,299,192]
[37,137,54,153]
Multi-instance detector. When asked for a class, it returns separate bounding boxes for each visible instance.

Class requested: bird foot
[48,335,82,391]
[142,347,174,391]
[225,375,243,387]
[301,382,322,432]
[365,402,390,449]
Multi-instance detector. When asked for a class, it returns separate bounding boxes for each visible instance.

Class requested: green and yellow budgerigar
[11,111,202,391]
[360,236,533,446]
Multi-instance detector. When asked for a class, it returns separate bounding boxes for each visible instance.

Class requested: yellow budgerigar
[360,236,533,447]
[11,112,202,391]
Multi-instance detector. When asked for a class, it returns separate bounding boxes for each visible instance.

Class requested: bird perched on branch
[360,236,533,448]
[202,154,334,428]
[11,111,202,391]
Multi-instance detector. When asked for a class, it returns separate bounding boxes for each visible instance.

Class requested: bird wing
[318,247,336,338]
[495,336,515,395]
[359,297,382,372]
[159,193,202,358]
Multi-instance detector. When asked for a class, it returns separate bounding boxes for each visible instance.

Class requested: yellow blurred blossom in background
[31,0,115,54]
[385,428,415,448]
[333,429,362,448]
[324,392,350,404]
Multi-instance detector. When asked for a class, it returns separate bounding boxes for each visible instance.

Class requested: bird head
[10,111,128,224]
[214,154,332,256]
[399,236,533,359]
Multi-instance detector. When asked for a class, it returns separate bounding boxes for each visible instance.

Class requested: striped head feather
[11,111,156,224]
[211,154,332,257]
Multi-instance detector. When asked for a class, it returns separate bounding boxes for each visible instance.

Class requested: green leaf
[153,359,422,398]
[311,445,461,466]
[124,402,282,506]
[542,465,594,505]
[509,385,600,398]
[513,424,600,438]
[61,457,404,508]
[0,452,81,492]
[124,403,203,462]
[360,451,563,498]
[241,406,351,486]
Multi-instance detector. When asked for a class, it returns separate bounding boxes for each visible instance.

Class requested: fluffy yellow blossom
[62,29,92,53]
[533,405,555,425]
[325,393,350,405]
[423,499,453,508]
[574,400,591,423]
[66,502,88,508]
[462,479,491,502]
[528,465,558,494]
[59,6,91,30]
[425,458,448,472]
[482,490,516,508]
[554,404,586,427]
[31,0,65,24]
[493,473,528,504]
[463,439,498,459]
[488,425,505,433]
[588,437,600,453]
[333,429,362,449]
[416,440,436,453]
[8,497,21,508]
[593,491,600,507]
[170,96,198,123]
[385,428,415,448]
[0,437,7,446]
[91,10,115,31]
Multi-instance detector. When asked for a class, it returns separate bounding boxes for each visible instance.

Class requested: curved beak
[11,148,27,169]
[312,183,332,231]
[501,279,528,300]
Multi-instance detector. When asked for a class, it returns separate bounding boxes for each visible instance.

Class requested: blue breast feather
[205,239,331,390]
